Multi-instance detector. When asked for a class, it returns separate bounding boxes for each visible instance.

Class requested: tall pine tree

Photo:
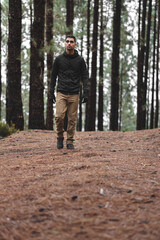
[46,0,54,130]
[150,0,157,129]
[98,0,104,131]
[29,0,45,129]
[87,0,99,131]
[110,0,122,131]
[137,0,147,130]
[155,0,160,128]
[6,0,24,130]
[0,2,1,120]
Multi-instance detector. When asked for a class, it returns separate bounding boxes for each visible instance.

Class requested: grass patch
[0,122,17,138]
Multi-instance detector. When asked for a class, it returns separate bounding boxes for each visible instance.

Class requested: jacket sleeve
[50,57,59,99]
[81,58,89,97]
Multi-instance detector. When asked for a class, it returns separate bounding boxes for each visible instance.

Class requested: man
[50,35,89,150]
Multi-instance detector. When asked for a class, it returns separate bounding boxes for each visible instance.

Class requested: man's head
[65,35,77,54]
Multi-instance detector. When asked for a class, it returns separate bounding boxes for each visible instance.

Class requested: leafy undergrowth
[0,129,160,240]
[0,122,17,138]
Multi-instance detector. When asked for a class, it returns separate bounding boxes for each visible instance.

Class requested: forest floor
[0,128,160,240]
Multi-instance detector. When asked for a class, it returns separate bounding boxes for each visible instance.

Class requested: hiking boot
[67,143,74,150]
[57,137,64,149]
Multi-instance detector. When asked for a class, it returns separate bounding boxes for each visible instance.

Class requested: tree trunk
[146,70,151,129]
[66,0,74,35]
[46,0,54,130]
[136,0,147,130]
[110,0,122,131]
[155,0,160,128]
[87,0,90,70]
[150,0,157,129]
[77,31,83,131]
[0,2,1,120]
[119,61,123,131]
[143,0,152,129]
[87,0,99,131]
[64,0,74,131]
[6,0,24,130]
[98,0,104,131]
[77,86,82,131]
[85,0,91,131]
[29,0,45,129]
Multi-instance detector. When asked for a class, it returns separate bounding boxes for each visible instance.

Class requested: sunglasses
[66,40,74,43]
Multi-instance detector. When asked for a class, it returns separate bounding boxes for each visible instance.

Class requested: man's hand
[50,93,56,104]
[81,96,88,103]
[52,94,56,104]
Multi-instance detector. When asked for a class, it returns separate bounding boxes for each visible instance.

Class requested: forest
[0,0,159,132]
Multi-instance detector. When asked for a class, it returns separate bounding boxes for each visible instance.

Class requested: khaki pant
[55,92,79,144]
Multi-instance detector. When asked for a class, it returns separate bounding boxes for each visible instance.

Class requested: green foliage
[0,122,17,138]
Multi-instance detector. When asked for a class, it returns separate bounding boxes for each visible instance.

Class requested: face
[65,37,77,53]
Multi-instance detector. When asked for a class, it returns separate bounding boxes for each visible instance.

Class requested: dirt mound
[0,129,160,240]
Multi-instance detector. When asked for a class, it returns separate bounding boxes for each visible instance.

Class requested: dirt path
[0,129,160,240]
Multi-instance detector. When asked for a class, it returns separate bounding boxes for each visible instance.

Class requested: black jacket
[50,50,89,98]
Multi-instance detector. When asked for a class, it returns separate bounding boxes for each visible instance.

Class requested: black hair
[65,35,76,42]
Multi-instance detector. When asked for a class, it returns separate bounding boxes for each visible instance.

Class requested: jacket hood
[63,49,79,58]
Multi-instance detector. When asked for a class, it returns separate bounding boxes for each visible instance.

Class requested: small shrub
[0,122,17,138]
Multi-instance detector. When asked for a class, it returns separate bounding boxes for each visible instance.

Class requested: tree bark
[98,0,104,131]
[6,0,24,130]
[143,0,152,129]
[46,0,54,130]
[155,0,160,128]
[0,2,1,120]
[136,0,147,130]
[85,0,91,131]
[87,0,90,70]
[119,61,123,131]
[77,30,83,132]
[87,0,99,131]
[64,0,74,131]
[66,0,74,35]
[29,0,45,129]
[110,0,122,131]
[150,0,157,129]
